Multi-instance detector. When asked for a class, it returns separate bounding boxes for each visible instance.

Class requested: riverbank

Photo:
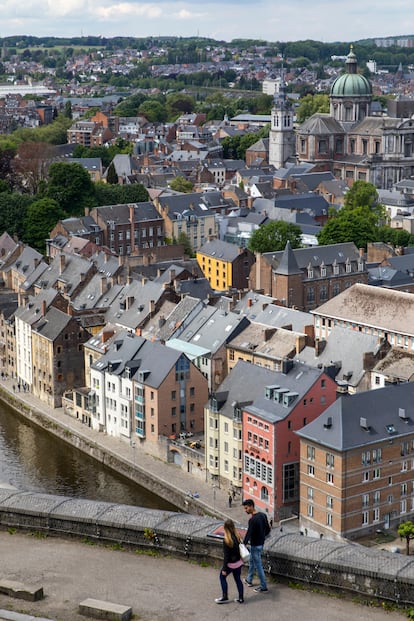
[0,378,249,525]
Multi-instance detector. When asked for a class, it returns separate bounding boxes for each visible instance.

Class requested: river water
[0,399,178,511]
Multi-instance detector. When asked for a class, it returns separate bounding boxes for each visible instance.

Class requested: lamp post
[131,441,136,466]
[213,484,217,512]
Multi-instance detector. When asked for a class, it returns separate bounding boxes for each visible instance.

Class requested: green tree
[94,182,149,206]
[248,221,302,253]
[166,93,196,119]
[177,231,193,256]
[46,162,96,216]
[398,520,414,555]
[296,93,330,123]
[106,162,118,185]
[138,100,168,122]
[317,181,385,249]
[64,100,73,119]
[0,192,33,240]
[169,176,194,193]
[23,198,66,251]
[317,205,378,249]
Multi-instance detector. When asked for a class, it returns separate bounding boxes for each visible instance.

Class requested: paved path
[0,532,407,621]
[0,378,250,526]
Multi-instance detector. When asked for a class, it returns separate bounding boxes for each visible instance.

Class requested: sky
[1,0,414,44]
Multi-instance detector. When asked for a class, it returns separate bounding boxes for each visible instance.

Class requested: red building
[242,364,337,522]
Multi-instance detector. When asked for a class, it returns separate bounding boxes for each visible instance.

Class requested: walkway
[0,532,406,621]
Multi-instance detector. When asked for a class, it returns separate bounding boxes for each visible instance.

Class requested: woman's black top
[222,532,241,572]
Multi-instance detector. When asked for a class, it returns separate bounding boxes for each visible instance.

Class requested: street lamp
[213,484,217,511]
[131,441,136,466]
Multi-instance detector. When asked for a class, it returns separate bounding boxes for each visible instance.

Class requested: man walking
[242,499,270,592]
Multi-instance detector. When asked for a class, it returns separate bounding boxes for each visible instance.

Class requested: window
[326,472,334,484]
[307,445,315,460]
[373,491,380,504]
[401,483,408,496]
[307,504,314,517]
[362,511,369,525]
[372,448,382,463]
[373,468,381,480]
[327,495,333,508]
[362,493,369,508]
[171,390,176,400]
[326,452,334,468]
[373,507,380,522]
[326,512,333,526]
[224,442,229,454]
[363,471,369,482]
[307,487,314,500]
[307,464,315,476]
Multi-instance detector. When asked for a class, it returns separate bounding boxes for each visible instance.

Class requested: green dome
[330,72,372,97]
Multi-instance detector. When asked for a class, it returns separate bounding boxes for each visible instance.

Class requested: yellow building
[197,239,255,292]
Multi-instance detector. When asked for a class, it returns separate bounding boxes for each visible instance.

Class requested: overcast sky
[2,0,414,43]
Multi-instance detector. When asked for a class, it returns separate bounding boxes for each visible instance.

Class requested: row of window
[244,455,273,485]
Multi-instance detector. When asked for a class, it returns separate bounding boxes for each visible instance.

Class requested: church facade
[270,47,414,189]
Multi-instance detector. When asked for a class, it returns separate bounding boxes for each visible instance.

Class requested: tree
[12,141,57,194]
[169,176,194,193]
[398,520,414,555]
[23,198,66,251]
[296,93,330,123]
[106,162,118,185]
[248,221,302,253]
[177,231,193,257]
[46,162,96,216]
[317,181,385,249]
[0,192,33,240]
[94,182,149,206]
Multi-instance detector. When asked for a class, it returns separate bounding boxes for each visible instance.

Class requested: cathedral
[269,46,414,189]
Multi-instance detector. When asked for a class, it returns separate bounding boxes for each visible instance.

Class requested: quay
[0,377,247,524]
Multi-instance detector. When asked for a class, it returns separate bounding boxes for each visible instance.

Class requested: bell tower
[269,70,295,169]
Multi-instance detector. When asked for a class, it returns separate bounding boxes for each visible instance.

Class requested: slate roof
[197,239,243,262]
[33,252,94,298]
[297,382,414,451]
[105,278,166,330]
[295,325,380,388]
[299,113,344,135]
[93,202,162,225]
[14,288,59,325]
[252,303,313,333]
[274,193,330,216]
[169,305,248,354]
[141,296,202,342]
[157,192,215,219]
[32,306,72,341]
[216,360,323,424]
[262,242,360,271]
[275,241,302,275]
[312,283,414,337]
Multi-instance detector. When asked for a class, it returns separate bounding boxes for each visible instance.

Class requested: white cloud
[0,0,413,42]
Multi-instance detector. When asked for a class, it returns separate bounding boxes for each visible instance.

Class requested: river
[0,399,178,511]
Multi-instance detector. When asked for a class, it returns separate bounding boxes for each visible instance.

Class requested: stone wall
[0,489,413,606]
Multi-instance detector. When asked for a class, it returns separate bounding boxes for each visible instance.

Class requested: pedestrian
[228,493,232,508]
[214,519,244,604]
[12,385,15,393]
[242,499,270,593]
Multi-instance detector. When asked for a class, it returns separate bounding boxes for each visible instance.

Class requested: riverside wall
[0,386,207,517]
[0,490,413,607]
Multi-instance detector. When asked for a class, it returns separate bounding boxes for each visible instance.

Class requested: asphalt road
[0,531,407,621]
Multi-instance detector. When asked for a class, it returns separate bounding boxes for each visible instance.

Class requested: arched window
[261,487,269,502]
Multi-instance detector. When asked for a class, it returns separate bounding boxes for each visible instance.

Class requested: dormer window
[333,260,339,276]
[346,258,352,273]
[307,262,314,279]
[320,262,326,278]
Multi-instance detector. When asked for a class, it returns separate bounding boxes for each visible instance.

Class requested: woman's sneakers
[234,598,244,603]
[214,596,228,604]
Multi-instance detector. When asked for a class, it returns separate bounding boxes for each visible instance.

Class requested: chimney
[100,276,107,294]
[59,253,66,274]
[149,299,155,314]
[169,268,176,282]
[315,338,326,357]
[85,207,90,217]
[262,327,276,342]
[101,329,114,343]
[247,297,253,308]
[41,300,47,316]
[67,303,74,316]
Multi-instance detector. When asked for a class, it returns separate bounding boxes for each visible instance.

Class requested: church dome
[330,46,372,97]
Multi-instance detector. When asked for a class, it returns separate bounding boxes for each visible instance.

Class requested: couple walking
[215,499,270,604]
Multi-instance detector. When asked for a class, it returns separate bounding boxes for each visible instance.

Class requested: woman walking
[214,519,244,604]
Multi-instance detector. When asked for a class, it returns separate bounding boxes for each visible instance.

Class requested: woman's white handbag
[239,542,250,563]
